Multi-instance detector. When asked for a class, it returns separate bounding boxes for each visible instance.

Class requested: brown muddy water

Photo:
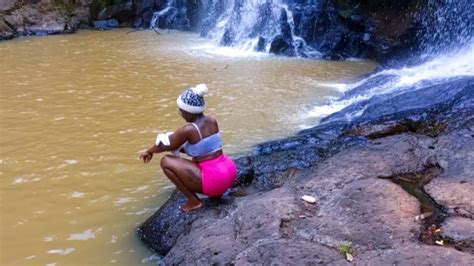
[0,29,377,265]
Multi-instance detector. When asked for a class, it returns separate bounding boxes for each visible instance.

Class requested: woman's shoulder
[204,115,219,133]
[205,115,218,124]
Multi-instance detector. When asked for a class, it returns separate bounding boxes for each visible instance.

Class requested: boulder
[0,0,17,12]
[0,17,15,40]
[93,18,119,30]
[3,1,79,36]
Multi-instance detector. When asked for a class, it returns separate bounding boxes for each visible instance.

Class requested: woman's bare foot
[181,198,203,212]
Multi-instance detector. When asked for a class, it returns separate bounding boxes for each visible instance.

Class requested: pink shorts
[199,154,237,197]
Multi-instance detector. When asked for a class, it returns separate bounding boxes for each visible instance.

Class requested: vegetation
[50,0,75,14]
[337,242,353,255]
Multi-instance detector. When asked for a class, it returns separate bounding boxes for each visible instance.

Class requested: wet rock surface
[340,244,474,265]
[138,76,474,263]
[425,131,474,218]
[442,217,474,243]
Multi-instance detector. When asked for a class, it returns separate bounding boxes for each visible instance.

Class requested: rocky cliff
[0,0,90,40]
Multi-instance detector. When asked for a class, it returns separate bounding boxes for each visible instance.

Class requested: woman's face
[179,108,192,122]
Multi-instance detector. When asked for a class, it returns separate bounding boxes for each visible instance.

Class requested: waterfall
[306,44,474,123]
[148,0,191,31]
[201,0,309,55]
[301,0,473,124]
[148,0,321,57]
[416,0,473,57]
[150,5,172,30]
[143,0,473,125]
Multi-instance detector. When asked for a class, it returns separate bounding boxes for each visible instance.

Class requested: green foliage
[337,242,353,254]
[30,0,75,14]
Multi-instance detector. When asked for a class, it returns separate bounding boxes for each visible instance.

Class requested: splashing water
[306,43,474,122]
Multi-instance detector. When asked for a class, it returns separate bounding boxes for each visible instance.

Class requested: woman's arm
[139,125,191,163]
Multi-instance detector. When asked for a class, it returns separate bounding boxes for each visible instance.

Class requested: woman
[139,84,237,212]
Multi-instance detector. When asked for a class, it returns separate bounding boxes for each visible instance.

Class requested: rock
[322,77,474,131]
[93,19,119,30]
[3,1,80,37]
[269,35,292,56]
[96,1,133,22]
[0,17,15,40]
[297,168,420,252]
[337,244,474,265]
[233,240,340,265]
[441,217,474,242]
[255,36,266,52]
[149,187,314,264]
[425,131,474,217]
[73,6,91,28]
[269,9,295,56]
[0,0,17,12]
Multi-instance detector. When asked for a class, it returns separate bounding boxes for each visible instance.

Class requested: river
[0,29,376,265]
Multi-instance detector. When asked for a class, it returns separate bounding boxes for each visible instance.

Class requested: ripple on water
[67,229,96,241]
[44,236,55,242]
[64,160,79,165]
[47,248,75,255]
[114,197,134,205]
[69,191,85,198]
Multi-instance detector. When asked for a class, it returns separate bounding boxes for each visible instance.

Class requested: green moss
[337,242,353,255]
[50,0,75,14]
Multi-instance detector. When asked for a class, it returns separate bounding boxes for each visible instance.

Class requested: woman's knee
[160,155,175,169]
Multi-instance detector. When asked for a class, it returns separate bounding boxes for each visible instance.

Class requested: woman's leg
[160,155,204,211]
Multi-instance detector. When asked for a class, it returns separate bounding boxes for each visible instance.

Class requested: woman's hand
[138,150,153,164]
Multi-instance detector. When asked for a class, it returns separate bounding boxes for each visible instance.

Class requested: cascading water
[149,0,321,57]
[149,0,192,31]
[306,44,474,123]
[150,4,172,30]
[200,0,317,56]
[306,0,474,124]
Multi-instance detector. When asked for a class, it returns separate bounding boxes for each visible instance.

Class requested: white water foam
[187,42,268,58]
[47,248,75,255]
[204,0,304,54]
[67,229,96,241]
